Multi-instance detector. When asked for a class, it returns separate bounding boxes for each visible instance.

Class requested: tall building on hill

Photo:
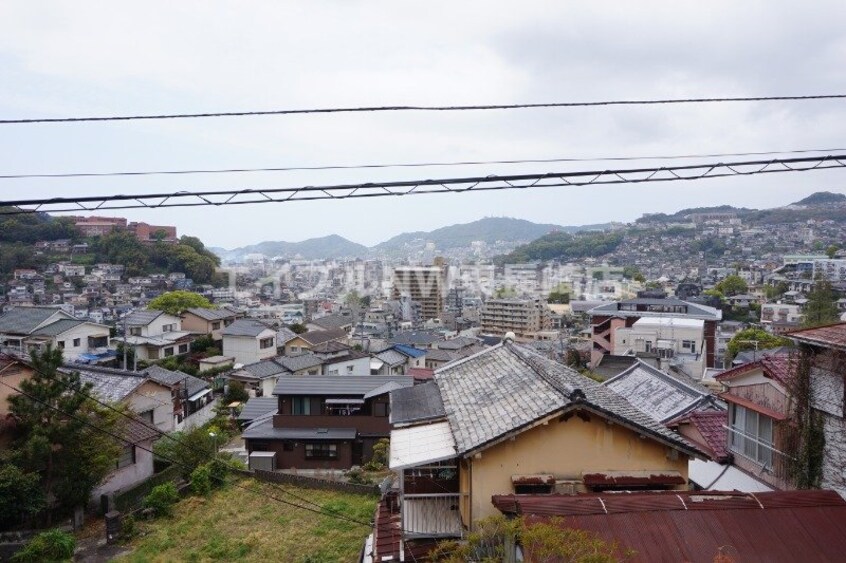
[480,297,551,341]
[392,266,445,322]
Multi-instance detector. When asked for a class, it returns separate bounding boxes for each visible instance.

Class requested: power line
[0,372,373,528]
[2,94,845,125]
[1,147,843,180]
[2,154,844,215]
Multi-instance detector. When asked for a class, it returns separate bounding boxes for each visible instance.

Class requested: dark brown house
[243,375,413,470]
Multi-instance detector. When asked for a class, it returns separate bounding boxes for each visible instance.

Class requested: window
[373,402,388,417]
[305,443,337,459]
[178,343,189,354]
[116,445,136,469]
[292,397,312,415]
[514,483,553,494]
[164,347,174,357]
[140,409,155,424]
[729,404,774,466]
[162,323,176,333]
[57,340,65,349]
[681,340,697,354]
[328,369,339,375]
[289,346,299,353]
[129,327,141,336]
[346,365,354,373]
[212,321,221,330]
[73,338,81,347]
[644,340,653,353]
[260,337,275,349]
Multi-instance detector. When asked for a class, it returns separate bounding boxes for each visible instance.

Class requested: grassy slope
[119,480,377,563]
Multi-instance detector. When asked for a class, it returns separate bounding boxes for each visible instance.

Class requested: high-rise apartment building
[392,266,445,321]
[480,297,551,341]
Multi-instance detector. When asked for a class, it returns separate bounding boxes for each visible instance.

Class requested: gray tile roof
[221,319,275,337]
[239,358,287,379]
[434,344,700,457]
[603,360,715,423]
[277,353,324,373]
[185,307,236,321]
[437,336,481,351]
[0,306,69,335]
[125,310,165,326]
[65,365,147,403]
[237,397,278,421]
[310,314,353,331]
[272,375,413,397]
[299,328,347,346]
[142,365,209,396]
[374,349,407,367]
[390,331,443,347]
[311,340,351,354]
[31,318,86,336]
[390,381,446,426]
[242,419,356,441]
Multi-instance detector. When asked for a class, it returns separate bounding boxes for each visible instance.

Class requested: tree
[289,322,307,334]
[715,275,748,297]
[826,244,840,259]
[726,328,792,361]
[802,280,840,328]
[0,463,45,529]
[224,381,250,404]
[148,290,215,315]
[8,348,122,523]
[153,424,219,479]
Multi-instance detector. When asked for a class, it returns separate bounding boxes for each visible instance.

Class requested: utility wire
[2,93,845,125]
[1,147,843,180]
[0,374,373,528]
[2,154,844,215]
[4,355,361,521]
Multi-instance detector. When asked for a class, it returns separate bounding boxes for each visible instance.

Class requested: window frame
[305,443,338,460]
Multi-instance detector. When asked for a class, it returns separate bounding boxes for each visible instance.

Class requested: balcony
[272,413,390,434]
[402,494,463,538]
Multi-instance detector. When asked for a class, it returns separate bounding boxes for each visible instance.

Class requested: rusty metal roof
[787,322,846,351]
[371,492,437,562]
[493,490,846,562]
[716,354,794,387]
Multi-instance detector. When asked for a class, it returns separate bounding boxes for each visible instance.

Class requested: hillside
[792,191,846,206]
[219,234,369,261]
[496,231,625,264]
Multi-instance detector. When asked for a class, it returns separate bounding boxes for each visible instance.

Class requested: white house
[0,306,111,362]
[222,319,277,365]
[118,310,195,361]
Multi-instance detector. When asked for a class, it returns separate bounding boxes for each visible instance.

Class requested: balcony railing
[402,494,463,538]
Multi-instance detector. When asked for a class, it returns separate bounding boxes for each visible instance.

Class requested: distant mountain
[220,235,369,261]
[373,217,609,253]
[792,191,846,206]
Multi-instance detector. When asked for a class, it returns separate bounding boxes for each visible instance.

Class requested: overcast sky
[1,1,845,249]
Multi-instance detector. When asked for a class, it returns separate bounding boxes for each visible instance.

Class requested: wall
[54,323,111,362]
[465,411,689,523]
[0,364,33,416]
[247,438,354,470]
[284,336,311,356]
[92,439,155,500]
[140,313,182,337]
[323,356,371,375]
[128,380,174,433]
[223,334,274,365]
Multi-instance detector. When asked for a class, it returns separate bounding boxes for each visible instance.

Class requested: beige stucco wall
[464,411,689,524]
[0,365,34,416]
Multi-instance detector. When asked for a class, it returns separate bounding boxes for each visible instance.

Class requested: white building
[613,317,706,379]
[222,319,277,365]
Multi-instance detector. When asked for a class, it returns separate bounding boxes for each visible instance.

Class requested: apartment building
[480,297,551,341]
[391,266,445,322]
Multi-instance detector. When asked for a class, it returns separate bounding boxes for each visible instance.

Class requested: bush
[224,381,250,404]
[11,529,76,563]
[191,464,213,496]
[143,482,180,517]
[344,467,373,485]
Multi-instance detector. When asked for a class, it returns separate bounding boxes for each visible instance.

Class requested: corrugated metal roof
[496,490,846,563]
[787,322,846,350]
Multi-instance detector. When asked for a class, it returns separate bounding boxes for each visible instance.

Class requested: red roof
[715,354,793,387]
[493,490,846,563]
[787,322,846,350]
[667,410,729,462]
[407,367,435,381]
[371,492,437,562]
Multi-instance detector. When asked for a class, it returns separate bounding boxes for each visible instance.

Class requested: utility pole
[122,314,127,369]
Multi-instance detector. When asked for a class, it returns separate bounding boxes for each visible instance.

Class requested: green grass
[118,479,378,563]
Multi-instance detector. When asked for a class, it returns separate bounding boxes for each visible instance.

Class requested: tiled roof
[310,340,350,354]
[392,344,427,359]
[787,322,846,351]
[125,310,165,326]
[72,367,147,403]
[310,314,353,331]
[121,418,161,444]
[272,375,413,397]
[221,319,275,337]
[374,349,407,367]
[277,353,324,372]
[298,328,347,346]
[732,346,793,365]
[237,397,278,421]
[31,318,87,336]
[142,365,209,396]
[239,358,287,379]
[184,307,235,321]
[667,410,729,462]
[436,336,480,351]
[390,381,446,426]
[390,331,443,347]
[492,490,846,563]
[603,360,716,423]
[716,354,793,387]
[434,344,700,457]
[0,306,68,335]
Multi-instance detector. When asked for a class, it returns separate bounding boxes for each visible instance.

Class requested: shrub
[11,529,76,562]
[344,467,373,485]
[363,438,389,471]
[191,464,213,496]
[143,482,180,517]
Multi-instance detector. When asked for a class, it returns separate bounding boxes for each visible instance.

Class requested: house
[242,375,413,470]
[602,359,722,423]
[119,310,194,361]
[714,354,794,490]
[388,343,703,540]
[237,396,278,425]
[588,297,721,369]
[181,307,241,342]
[370,348,409,375]
[222,319,277,365]
[283,328,347,356]
[306,312,354,333]
[227,358,289,397]
[487,490,846,563]
[0,306,111,362]
[785,323,846,498]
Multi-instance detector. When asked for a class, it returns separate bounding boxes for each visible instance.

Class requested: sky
[1,1,845,249]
